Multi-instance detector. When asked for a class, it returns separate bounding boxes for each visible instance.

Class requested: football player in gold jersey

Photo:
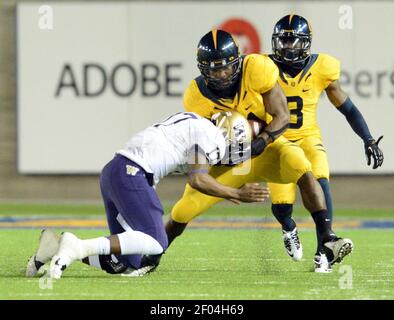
[138,29,354,275]
[267,14,383,272]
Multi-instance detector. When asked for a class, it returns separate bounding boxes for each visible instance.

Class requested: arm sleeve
[337,97,373,143]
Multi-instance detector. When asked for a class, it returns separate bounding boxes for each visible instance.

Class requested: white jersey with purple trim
[117,112,226,185]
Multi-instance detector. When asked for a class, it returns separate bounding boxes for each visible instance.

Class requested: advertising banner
[17,2,394,173]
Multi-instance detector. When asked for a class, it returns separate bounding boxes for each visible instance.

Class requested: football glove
[364,135,384,169]
[251,137,267,157]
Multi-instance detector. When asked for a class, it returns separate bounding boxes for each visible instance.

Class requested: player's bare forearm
[188,171,269,203]
[188,172,239,199]
[187,163,237,200]
[326,80,348,106]
[261,83,290,143]
[251,83,289,156]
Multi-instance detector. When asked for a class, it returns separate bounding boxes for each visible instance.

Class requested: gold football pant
[268,136,330,205]
[171,136,312,223]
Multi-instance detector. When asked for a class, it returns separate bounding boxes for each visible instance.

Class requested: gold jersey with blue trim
[266,53,340,141]
[183,54,279,124]
[172,54,314,223]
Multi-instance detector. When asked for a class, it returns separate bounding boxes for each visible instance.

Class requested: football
[248,120,264,139]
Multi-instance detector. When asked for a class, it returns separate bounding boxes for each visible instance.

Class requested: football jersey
[267,53,340,140]
[117,112,226,185]
[183,54,279,125]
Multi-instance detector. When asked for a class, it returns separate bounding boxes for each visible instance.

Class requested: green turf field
[0,204,393,300]
[1,202,394,219]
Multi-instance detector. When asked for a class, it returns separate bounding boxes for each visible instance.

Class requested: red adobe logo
[218,18,261,54]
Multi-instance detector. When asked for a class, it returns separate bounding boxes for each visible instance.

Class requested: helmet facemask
[198,57,241,91]
[272,33,311,66]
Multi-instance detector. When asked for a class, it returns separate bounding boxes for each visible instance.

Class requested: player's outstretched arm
[326,80,384,169]
[187,164,269,203]
[251,83,290,156]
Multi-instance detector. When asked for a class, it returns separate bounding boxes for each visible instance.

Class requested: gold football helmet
[211,111,252,165]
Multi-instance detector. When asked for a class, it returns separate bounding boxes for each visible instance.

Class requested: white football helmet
[211,111,252,165]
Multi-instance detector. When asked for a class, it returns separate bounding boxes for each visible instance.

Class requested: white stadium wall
[17,1,394,174]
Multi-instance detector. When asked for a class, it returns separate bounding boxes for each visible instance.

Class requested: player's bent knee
[281,156,312,184]
[297,171,314,185]
[314,171,329,180]
[145,237,164,255]
[279,146,311,181]
[171,197,201,224]
[172,184,222,223]
[118,231,165,255]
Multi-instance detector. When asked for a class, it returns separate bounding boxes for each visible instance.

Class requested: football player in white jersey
[26,111,269,279]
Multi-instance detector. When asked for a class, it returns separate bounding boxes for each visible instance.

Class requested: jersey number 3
[287,96,303,129]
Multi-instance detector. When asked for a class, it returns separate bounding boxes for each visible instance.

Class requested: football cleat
[282,228,303,261]
[323,237,353,265]
[26,229,60,277]
[314,253,332,273]
[141,254,161,270]
[121,254,162,277]
[49,232,84,279]
[121,265,156,277]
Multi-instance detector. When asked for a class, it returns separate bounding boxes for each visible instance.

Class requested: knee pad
[171,191,202,223]
[280,147,312,183]
[269,182,297,204]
